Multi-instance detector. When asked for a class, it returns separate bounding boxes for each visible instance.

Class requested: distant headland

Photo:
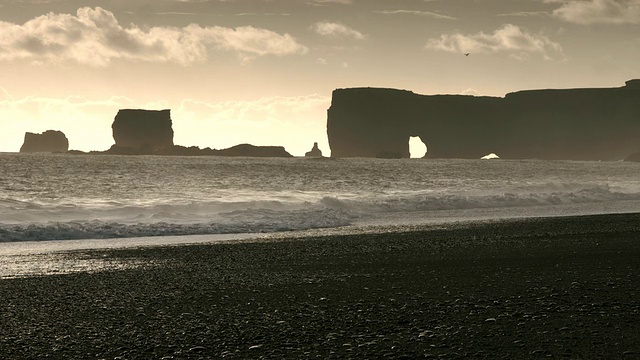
[328,79,640,161]
[96,109,291,157]
[17,80,640,161]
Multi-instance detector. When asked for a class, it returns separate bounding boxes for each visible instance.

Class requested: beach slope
[1,213,639,358]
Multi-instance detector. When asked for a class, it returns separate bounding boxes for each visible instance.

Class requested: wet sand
[1,213,640,359]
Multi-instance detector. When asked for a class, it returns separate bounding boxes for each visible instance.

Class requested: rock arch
[327,81,640,161]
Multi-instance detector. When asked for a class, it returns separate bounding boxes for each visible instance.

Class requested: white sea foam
[0,209,352,241]
[1,154,638,241]
[2,184,639,241]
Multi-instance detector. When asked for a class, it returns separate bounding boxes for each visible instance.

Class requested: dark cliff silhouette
[305,142,323,157]
[20,130,69,153]
[216,144,293,157]
[112,109,174,152]
[73,109,293,157]
[327,80,640,161]
[155,144,292,157]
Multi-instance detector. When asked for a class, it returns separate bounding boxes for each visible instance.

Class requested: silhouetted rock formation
[216,144,293,157]
[20,130,69,153]
[155,145,217,156]
[71,108,293,157]
[98,143,292,157]
[112,109,174,153]
[626,80,640,89]
[157,144,292,157]
[104,145,156,155]
[327,80,640,161]
[305,142,323,157]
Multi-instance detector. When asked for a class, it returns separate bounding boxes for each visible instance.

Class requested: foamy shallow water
[0,233,264,278]
[3,198,639,255]
[2,153,639,244]
[0,232,258,255]
[3,197,639,279]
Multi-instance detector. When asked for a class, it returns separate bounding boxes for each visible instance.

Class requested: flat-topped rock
[625,79,640,89]
[327,80,640,160]
[19,130,69,153]
[112,109,174,153]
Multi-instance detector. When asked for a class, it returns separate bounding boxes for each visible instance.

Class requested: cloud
[6,0,64,3]
[0,7,308,66]
[497,11,550,17]
[550,0,640,24]
[373,10,456,20]
[235,13,292,16]
[425,24,564,60]
[311,21,366,39]
[177,94,328,123]
[0,87,13,101]
[309,0,352,5]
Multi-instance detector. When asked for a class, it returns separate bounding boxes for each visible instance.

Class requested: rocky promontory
[327,80,640,160]
[72,109,293,157]
[214,144,293,157]
[19,130,69,153]
[153,144,293,157]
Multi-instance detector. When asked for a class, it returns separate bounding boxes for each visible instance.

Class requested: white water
[1,153,639,242]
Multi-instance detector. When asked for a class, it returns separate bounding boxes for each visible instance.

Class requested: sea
[1,153,639,247]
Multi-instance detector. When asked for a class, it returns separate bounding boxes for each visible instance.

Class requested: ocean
[1,153,639,244]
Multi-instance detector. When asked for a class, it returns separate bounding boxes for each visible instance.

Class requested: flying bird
[464,53,470,56]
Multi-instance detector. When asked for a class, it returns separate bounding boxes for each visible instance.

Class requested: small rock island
[305,142,323,157]
[95,109,292,157]
[19,130,69,153]
[110,109,174,153]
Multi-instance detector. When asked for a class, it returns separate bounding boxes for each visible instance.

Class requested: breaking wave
[321,184,640,213]
[1,184,638,241]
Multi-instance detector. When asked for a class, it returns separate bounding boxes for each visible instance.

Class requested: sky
[1,0,639,155]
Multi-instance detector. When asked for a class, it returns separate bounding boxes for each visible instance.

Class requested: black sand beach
[1,213,640,359]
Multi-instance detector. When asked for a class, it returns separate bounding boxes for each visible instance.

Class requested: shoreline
[1,212,639,358]
[3,207,640,255]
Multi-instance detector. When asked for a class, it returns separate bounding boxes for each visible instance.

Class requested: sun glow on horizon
[409,136,427,158]
[0,92,331,156]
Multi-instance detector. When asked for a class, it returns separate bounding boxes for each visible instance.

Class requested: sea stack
[111,109,174,154]
[327,80,640,161]
[19,130,69,153]
[305,142,323,157]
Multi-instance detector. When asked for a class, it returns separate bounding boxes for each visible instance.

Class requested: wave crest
[2,184,638,242]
